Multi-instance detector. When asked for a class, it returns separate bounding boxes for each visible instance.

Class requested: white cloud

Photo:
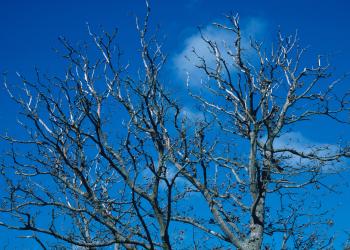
[139,162,192,190]
[271,132,343,172]
[173,25,232,85]
[172,17,268,86]
[180,107,204,123]
[274,131,314,152]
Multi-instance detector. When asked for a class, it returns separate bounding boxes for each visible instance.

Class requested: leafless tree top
[1,5,349,250]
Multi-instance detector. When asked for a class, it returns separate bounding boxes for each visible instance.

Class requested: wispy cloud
[139,162,193,190]
[180,107,204,122]
[271,132,344,172]
[172,17,268,86]
[173,25,232,85]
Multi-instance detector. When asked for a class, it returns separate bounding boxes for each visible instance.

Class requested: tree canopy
[1,3,350,250]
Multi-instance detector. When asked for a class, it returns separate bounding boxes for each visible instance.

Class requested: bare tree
[1,5,349,250]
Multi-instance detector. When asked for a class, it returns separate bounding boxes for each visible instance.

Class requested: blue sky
[1,0,350,140]
[1,0,350,248]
